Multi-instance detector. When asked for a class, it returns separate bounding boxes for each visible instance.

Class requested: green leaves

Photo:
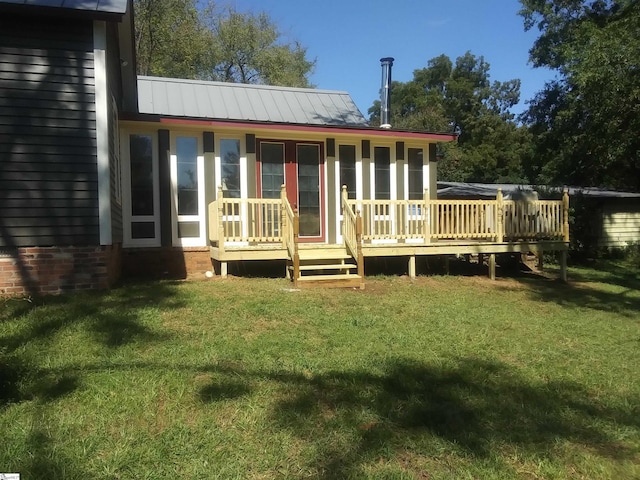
[520,0,640,190]
[134,0,315,87]
[369,52,528,183]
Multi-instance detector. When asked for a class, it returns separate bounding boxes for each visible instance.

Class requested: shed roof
[137,76,369,127]
[437,182,640,199]
[0,0,128,14]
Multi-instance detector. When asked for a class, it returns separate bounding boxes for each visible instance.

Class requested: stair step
[298,263,357,271]
[298,250,351,261]
[298,273,361,281]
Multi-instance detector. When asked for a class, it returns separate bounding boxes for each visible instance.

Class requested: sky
[228,0,556,118]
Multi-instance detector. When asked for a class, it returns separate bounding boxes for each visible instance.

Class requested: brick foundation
[121,247,212,280]
[0,244,122,296]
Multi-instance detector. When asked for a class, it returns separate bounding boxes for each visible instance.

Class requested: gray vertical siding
[0,14,99,247]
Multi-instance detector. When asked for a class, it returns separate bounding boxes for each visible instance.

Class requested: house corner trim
[94,20,112,245]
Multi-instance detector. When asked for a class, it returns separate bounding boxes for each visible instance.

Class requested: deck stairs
[289,244,364,289]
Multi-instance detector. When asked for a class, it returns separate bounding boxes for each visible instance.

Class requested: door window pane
[339,145,356,199]
[261,143,284,199]
[220,139,241,198]
[176,137,198,215]
[129,134,153,216]
[297,144,320,236]
[374,146,390,200]
[408,148,423,200]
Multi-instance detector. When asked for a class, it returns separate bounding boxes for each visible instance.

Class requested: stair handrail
[341,186,358,257]
[281,184,300,286]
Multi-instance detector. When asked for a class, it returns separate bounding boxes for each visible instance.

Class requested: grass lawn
[1,261,639,479]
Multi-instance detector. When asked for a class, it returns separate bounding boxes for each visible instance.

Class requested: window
[123,132,159,246]
[172,136,205,245]
[339,145,356,199]
[374,146,390,200]
[176,137,199,216]
[130,135,154,217]
[408,148,423,200]
[260,142,285,199]
[220,139,241,198]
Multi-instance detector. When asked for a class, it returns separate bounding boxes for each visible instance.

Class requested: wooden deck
[209,186,570,287]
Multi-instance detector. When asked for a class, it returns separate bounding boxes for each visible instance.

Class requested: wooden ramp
[291,245,364,289]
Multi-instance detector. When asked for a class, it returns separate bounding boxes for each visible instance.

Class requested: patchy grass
[1,263,639,479]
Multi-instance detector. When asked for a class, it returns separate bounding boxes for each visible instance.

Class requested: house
[0,0,570,295]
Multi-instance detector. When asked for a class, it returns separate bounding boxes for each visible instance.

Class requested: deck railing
[212,188,569,252]
[347,189,569,244]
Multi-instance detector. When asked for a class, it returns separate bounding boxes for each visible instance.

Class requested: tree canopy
[134,0,315,87]
[519,0,640,190]
[369,52,530,183]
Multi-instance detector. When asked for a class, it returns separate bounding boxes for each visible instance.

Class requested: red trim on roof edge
[121,115,456,141]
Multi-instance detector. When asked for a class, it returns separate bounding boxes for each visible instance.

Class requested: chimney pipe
[379,57,394,129]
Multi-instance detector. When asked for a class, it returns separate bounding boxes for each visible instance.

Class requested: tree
[133,0,315,87]
[134,0,210,78]
[520,0,640,190]
[369,52,530,183]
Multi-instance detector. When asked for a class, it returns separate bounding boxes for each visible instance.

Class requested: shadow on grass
[197,357,639,477]
[509,261,640,318]
[0,281,185,478]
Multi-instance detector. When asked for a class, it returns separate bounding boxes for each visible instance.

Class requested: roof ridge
[137,75,350,95]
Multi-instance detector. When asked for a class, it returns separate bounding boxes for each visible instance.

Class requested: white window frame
[215,137,248,244]
[122,130,161,247]
[171,135,206,247]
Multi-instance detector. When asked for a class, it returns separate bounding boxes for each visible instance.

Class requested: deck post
[489,253,496,281]
[560,249,568,282]
[293,208,300,288]
[496,189,504,243]
[220,261,228,278]
[280,184,288,248]
[408,255,416,279]
[423,188,431,244]
[217,185,225,256]
[562,189,570,243]
[356,210,365,289]
[536,250,544,271]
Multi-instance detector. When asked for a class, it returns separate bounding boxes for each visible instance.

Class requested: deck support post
[408,255,416,279]
[536,250,544,271]
[220,261,228,278]
[560,250,568,283]
[489,253,496,281]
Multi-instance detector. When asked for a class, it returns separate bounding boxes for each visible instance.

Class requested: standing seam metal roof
[137,76,369,127]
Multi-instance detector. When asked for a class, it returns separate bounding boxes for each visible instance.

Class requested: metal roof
[437,182,640,199]
[137,76,369,127]
[0,0,128,13]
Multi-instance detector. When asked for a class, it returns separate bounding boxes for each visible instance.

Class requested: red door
[256,140,325,242]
